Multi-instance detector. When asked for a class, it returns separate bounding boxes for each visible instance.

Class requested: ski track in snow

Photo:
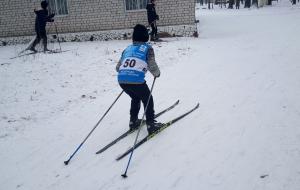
[1,1,300,190]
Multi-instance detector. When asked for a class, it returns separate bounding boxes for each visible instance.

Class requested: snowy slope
[1,1,300,189]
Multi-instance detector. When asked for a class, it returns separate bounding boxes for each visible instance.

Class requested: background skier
[30,0,55,52]
[116,24,162,134]
[146,0,159,41]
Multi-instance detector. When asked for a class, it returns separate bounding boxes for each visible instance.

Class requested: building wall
[0,0,195,38]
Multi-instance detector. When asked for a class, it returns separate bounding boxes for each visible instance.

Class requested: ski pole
[121,77,157,178]
[54,22,62,52]
[64,90,124,165]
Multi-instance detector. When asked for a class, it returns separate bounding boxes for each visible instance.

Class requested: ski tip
[195,103,200,108]
[95,150,104,154]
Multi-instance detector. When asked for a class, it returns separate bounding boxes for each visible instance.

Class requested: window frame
[124,0,148,12]
[47,0,69,17]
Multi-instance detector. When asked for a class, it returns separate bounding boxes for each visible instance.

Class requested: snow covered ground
[1,1,300,189]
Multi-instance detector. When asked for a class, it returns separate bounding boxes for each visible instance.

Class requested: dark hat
[132,24,149,42]
[41,1,48,9]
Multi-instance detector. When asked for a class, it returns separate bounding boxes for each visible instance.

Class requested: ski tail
[116,103,199,161]
[95,100,180,155]
[16,37,37,56]
[24,37,37,51]
[10,52,37,59]
[96,130,132,154]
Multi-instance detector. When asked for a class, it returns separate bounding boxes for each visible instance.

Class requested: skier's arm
[116,51,124,72]
[116,60,121,72]
[49,13,55,18]
[147,47,160,77]
[46,13,55,22]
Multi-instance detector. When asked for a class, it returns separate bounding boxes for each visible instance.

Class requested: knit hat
[132,24,149,42]
[41,1,48,9]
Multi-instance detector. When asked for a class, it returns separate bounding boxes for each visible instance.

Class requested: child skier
[116,24,163,135]
[146,0,159,41]
[30,0,55,52]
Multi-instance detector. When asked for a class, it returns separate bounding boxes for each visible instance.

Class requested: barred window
[125,0,148,11]
[48,0,68,15]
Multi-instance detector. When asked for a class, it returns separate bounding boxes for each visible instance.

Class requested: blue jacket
[116,42,161,84]
[118,43,150,84]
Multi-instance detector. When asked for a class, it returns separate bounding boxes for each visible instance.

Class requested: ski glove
[155,70,160,78]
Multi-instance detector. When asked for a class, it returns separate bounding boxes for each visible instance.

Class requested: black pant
[119,83,154,123]
[149,22,158,39]
[32,29,47,50]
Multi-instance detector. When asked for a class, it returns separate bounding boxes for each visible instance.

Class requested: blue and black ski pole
[121,77,157,178]
[64,90,124,165]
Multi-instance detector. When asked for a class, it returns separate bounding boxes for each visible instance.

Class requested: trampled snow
[1,1,300,189]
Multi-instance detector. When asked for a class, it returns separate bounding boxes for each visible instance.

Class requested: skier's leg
[129,96,141,122]
[137,83,162,134]
[41,30,48,52]
[153,22,158,40]
[30,32,41,52]
[119,83,141,124]
[150,23,156,41]
[138,83,154,124]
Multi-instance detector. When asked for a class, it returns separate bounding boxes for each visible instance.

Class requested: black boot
[29,46,37,52]
[29,40,38,52]
[146,120,163,135]
[129,119,143,131]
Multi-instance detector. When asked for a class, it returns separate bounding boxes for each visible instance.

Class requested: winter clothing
[149,22,158,41]
[116,42,160,83]
[132,24,149,42]
[236,0,240,9]
[31,1,55,52]
[146,2,159,40]
[146,2,159,24]
[34,9,54,32]
[116,25,161,133]
[117,43,150,84]
[119,82,155,127]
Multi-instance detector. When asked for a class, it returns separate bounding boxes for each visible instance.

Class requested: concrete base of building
[0,24,197,46]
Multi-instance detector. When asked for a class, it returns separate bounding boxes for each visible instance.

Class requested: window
[125,0,148,11]
[48,0,68,15]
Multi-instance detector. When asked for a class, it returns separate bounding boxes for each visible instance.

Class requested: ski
[95,100,180,155]
[116,103,199,161]
[150,39,168,45]
[47,49,70,54]
[10,51,37,59]
[10,49,69,59]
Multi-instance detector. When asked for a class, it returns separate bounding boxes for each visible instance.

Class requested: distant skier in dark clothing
[116,24,162,135]
[30,0,55,52]
[146,0,159,41]
[236,0,240,9]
